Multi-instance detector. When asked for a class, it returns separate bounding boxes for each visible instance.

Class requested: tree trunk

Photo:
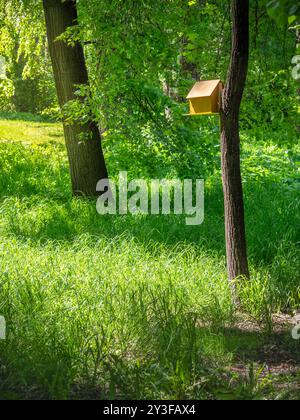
[296,28,300,133]
[43,0,108,196]
[220,0,250,282]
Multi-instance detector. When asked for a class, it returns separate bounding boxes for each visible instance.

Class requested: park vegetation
[0,0,299,400]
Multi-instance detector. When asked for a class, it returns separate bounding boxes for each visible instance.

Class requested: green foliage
[0,78,14,111]
[0,0,57,114]
[1,0,299,176]
[76,0,297,176]
[267,0,300,27]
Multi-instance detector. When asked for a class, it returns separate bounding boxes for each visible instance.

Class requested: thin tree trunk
[296,28,300,132]
[43,0,108,196]
[220,0,250,282]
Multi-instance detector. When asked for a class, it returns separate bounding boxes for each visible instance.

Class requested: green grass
[0,114,299,400]
[0,112,63,145]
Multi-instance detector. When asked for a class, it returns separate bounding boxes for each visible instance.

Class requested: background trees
[1,0,298,181]
[0,0,56,114]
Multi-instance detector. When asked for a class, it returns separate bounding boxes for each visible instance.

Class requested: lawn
[0,113,299,400]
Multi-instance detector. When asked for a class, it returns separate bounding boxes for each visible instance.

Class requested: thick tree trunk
[220,0,250,281]
[43,0,108,196]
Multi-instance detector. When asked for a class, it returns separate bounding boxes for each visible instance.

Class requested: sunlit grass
[0,114,64,145]
[0,115,299,399]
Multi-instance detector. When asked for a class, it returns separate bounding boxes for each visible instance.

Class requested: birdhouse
[186,80,223,115]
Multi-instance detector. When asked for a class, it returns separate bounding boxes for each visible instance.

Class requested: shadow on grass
[1,325,298,401]
[219,327,300,365]
[0,111,56,123]
[2,184,299,265]
[0,141,299,267]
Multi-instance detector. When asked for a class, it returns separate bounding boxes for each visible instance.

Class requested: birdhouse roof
[187,80,221,99]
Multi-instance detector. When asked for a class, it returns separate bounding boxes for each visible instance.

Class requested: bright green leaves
[0,0,56,114]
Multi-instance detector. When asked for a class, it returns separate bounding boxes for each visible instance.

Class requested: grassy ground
[0,113,299,400]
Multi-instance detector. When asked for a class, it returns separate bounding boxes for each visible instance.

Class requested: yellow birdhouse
[186,80,223,115]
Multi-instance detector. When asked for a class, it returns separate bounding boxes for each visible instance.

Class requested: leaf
[288,15,297,25]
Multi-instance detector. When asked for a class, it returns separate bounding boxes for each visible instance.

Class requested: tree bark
[296,28,300,133]
[220,0,250,281]
[43,0,108,196]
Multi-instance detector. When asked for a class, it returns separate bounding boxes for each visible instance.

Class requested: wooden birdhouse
[187,80,223,115]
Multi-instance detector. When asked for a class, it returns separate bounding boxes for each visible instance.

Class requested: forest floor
[0,113,299,400]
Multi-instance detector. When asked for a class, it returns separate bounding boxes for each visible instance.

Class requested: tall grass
[0,236,235,399]
[0,118,299,399]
